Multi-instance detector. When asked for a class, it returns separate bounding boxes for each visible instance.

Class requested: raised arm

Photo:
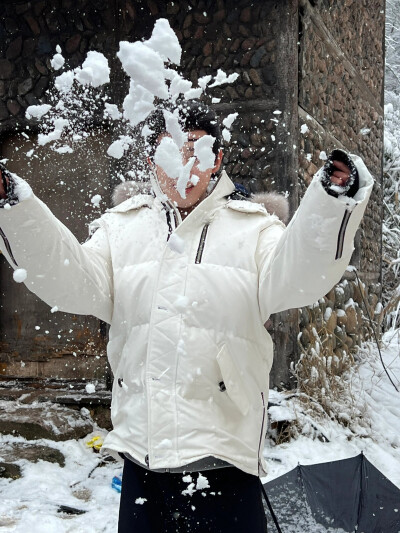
[256,151,374,321]
[0,166,113,324]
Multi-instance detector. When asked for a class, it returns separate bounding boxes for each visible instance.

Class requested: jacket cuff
[320,149,359,199]
[0,162,19,208]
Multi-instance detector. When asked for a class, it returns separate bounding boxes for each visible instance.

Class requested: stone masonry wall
[0,0,385,390]
[0,0,299,385]
[297,0,384,370]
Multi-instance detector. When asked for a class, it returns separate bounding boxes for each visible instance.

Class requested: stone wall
[0,0,299,385]
[0,0,385,389]
[296,0,384,376]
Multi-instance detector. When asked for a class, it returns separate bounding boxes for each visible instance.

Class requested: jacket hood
[112,180,290,224]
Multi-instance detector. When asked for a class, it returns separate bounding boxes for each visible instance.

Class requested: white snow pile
[25,19,239,199]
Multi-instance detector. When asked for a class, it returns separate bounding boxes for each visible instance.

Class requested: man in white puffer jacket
[0,101,373,532]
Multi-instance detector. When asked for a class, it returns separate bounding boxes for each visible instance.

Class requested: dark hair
[146,100,222,158]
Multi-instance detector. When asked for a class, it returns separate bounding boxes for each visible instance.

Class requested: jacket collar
[106,194,154,214]
[106,171,235,224]
[176,171,236,228]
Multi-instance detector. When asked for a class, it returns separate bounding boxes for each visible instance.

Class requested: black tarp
[263,454,400,533]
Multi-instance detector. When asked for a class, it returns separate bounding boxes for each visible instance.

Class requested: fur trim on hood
[251,191,290,224]
[112,181,290,224]
[112,180,152,207]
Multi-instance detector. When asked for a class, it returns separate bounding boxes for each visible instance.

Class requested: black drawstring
[260,479,283,533]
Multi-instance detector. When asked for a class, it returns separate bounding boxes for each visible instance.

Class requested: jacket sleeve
[256,153,374,321]
[0,180,113,324]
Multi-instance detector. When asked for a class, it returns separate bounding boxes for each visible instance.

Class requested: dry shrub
[292,326,368,430]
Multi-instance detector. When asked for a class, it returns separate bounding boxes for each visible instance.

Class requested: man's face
[153,130,223,209]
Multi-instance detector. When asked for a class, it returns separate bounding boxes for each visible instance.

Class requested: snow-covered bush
[380,1,400,328]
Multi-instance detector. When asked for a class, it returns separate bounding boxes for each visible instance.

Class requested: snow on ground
[262,329,400,489]
[0,432,120,532]
[0,332,399,532]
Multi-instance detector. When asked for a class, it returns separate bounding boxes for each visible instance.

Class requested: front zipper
[165,211,173,241]
[258,392,266,466]
[195,224,209,264]
[0,227,18,267]
[335,209,352,260]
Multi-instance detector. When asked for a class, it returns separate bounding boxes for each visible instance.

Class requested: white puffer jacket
[0,158,373,476]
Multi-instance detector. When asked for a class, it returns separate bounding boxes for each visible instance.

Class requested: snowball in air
[300,124,309,134]
[196,473,210,490]
[51,53,65,71]
[38,118,69,146]
[107,136,133,159]
[75,51,110,88]
[123,81,155,126]
[104,103,121,120]
[144,18,181,65]
[222,129,231,142]
[85,383,96,394]
[209,69,239,87]
[91,194,102,207]
[55,71,75,93]
[25,104,52,120]
[13,269,27,283]
[222,113,238,129]
[117,41,168,99]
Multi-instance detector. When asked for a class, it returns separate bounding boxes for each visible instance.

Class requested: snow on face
[154,137,182,180]
[193,135,216,171]
[154,130,219,208]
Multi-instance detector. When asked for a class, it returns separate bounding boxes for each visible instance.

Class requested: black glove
[320,149,359,198]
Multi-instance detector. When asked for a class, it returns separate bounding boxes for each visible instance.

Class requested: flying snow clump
[25,18,240,203]
[13,269,27,283]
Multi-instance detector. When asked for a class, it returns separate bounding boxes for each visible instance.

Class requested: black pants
[118,458,268,533]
